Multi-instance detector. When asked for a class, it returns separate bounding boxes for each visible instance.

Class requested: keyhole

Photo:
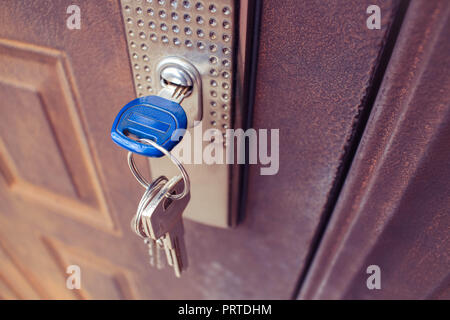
[159,65,193,97]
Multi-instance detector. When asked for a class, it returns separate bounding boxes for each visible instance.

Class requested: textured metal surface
[299,0,450,299]
[120,0,235,133]
[120,0,247,228]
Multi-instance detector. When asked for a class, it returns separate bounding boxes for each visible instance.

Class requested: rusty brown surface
[0,0,401,299]
[241,0,399,298]
[299,0,450,299]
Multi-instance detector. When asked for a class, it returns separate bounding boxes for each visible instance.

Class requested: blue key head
[111,95,187,157]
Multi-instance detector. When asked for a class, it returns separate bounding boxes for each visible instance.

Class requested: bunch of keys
[111,79,192,277]
[131,173,190,277]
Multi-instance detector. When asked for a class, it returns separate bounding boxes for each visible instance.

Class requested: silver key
[131,176,168,269]
[142,175,190,277]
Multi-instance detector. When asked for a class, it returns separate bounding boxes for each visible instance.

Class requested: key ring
[127,138,190,200]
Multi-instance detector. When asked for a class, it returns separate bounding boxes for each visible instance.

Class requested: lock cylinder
[160,66,193,96]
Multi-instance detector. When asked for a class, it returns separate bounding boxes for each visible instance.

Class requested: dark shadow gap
[237,0,263,224]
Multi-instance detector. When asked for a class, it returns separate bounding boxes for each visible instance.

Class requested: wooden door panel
[0,0,147,299]
[0,82,77,199]
[0,240,42,300]
[42,237,138,300]
[0,40,113,230]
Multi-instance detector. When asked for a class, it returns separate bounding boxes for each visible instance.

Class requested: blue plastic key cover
[111,95,187,157]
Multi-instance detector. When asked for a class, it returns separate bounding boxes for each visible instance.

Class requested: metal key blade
[161,236,174,267]
[155,239,165,270]
[130,176,169,270]
[163,220,188,278]
[141,175,190,277]
[131,176,167,239]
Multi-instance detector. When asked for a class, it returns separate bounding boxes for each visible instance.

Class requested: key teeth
[170,84,190,102]
[173,86,181,99]
[174,85,189,100]
[155,238,166,270]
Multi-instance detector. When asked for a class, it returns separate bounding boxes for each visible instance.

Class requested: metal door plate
[120,0,255,228]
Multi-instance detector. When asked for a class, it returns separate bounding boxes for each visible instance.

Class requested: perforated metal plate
[120,0,253,227]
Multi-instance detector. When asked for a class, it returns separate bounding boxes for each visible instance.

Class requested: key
[162,220,188,278]
[131,215,166,269]
[131,176,168,269]
[144,238,156,267]
[142,175,190,277]
[141,175,190,240]
[111,83,190,157]
[155,238,166,270]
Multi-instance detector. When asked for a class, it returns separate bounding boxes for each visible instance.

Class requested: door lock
[157,57,202,128]
[119,0,256,228]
